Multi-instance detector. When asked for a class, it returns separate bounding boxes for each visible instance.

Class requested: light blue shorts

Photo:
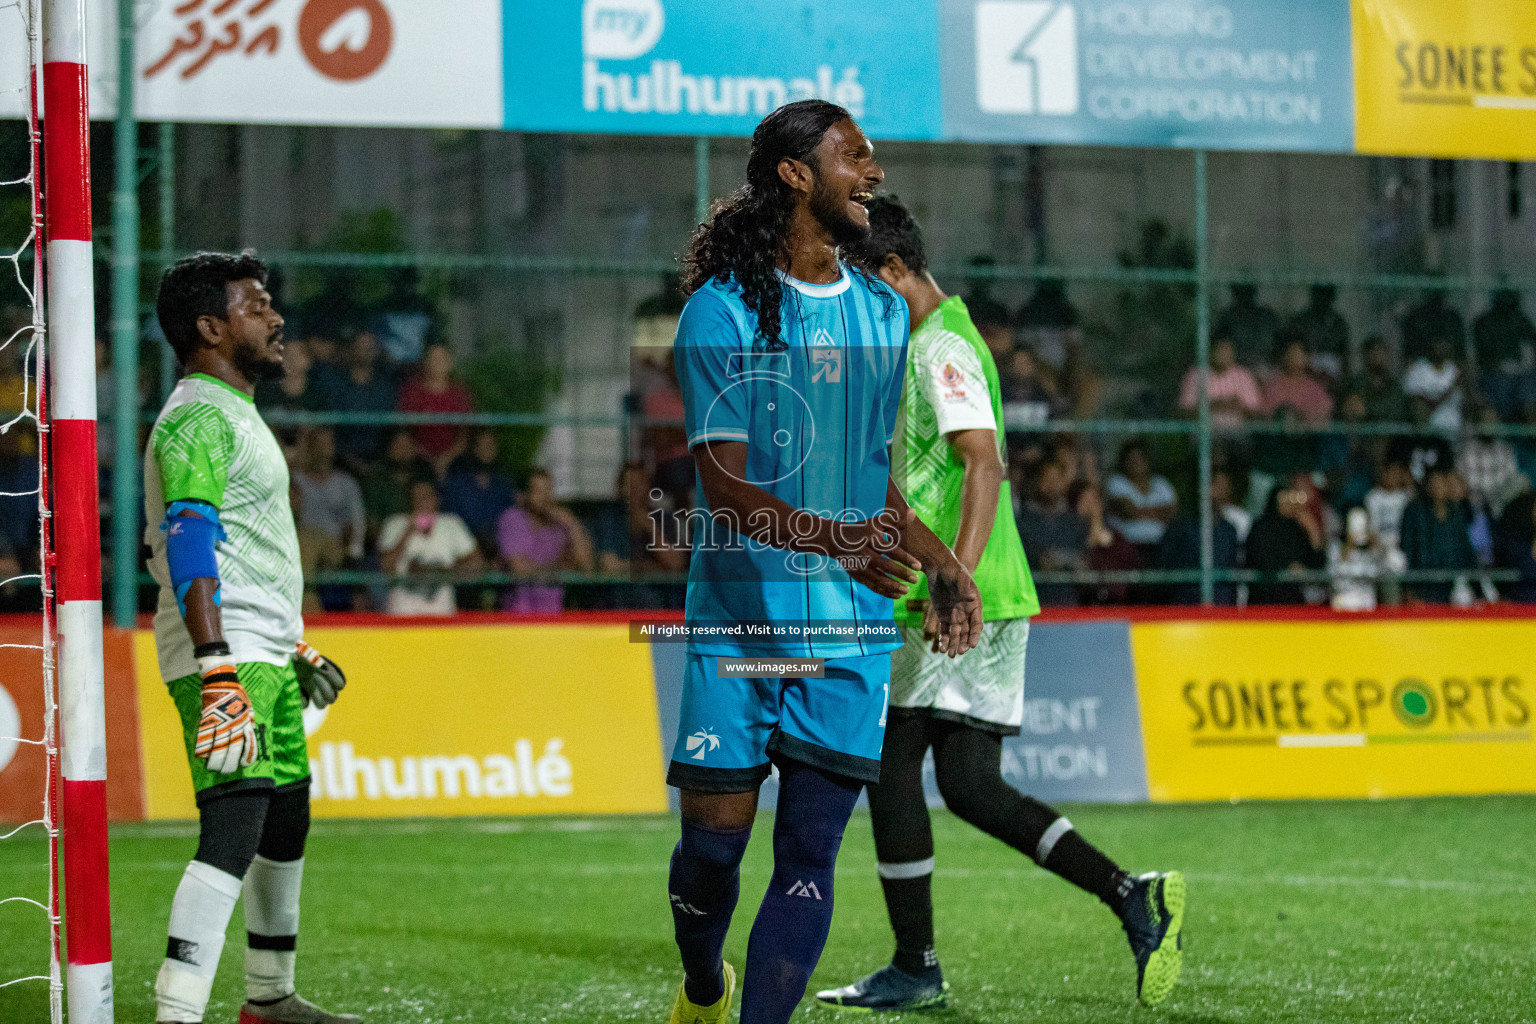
[666,652,891,792]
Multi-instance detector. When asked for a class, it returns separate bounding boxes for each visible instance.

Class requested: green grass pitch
[1,797,1532,1023]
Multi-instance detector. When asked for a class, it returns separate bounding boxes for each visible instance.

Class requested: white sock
[243,855,304,1003]
[155,860,244,1023]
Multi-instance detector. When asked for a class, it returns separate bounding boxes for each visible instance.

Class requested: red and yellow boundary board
[5,609,1535,823]
[0,622,143,823]
[133,615,668,820]
[1113,608,1536,802]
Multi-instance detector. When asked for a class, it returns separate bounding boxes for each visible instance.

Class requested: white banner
[0,0,503,127]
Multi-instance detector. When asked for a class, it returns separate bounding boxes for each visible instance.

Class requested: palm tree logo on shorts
[686,728,721,760]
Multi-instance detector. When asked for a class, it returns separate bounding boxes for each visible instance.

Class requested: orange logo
[298,0,394,81]
[942,362,965,387]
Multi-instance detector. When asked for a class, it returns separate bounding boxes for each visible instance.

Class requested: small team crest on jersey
[938,362,967,399]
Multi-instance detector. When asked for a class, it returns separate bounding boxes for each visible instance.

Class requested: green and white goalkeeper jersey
[143,373,303,681]
[891,295,1039,625]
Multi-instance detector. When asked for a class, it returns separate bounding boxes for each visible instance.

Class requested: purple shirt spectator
[497,506,571,613]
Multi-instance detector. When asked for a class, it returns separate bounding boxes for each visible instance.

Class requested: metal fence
[100,111,1536,623]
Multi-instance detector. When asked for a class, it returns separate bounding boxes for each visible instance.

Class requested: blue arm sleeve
[162,500,226,617]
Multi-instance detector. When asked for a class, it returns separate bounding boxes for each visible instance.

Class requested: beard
[234,333,287,382]
[808,181,869,248]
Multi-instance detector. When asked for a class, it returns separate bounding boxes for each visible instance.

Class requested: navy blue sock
[670,819,752,1006]
[740,763,862,1024]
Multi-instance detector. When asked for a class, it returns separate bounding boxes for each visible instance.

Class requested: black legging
[193,785,311,878]
[867,712,1061,867]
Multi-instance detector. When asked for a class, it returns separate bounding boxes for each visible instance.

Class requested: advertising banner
[504,0,944,140]
[1132,619,1536,802]
[135,623,669,819]
[0,0,505,127]
[997,621,1149,803]
[0,624,143,823]
[1351,0,1536,160]
[939,0,1355,150]
[12,0,1535,162]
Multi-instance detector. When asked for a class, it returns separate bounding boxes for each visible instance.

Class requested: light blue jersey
[674,265,909,658]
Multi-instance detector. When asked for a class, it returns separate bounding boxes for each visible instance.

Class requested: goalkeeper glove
[294,640,347,709]
[193,642,258,774]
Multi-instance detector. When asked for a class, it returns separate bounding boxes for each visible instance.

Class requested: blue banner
[938,0,1355,150]
[504,0,944,140]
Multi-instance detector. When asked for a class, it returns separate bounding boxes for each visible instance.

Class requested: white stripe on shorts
[877,857,935,880]
[1035,817,1074,865]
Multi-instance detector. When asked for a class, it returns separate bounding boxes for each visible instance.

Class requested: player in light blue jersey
[662,101,983,1024]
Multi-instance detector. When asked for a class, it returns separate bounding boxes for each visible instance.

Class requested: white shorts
[889,617,1029,734]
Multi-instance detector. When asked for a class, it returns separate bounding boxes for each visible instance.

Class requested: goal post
[41,0,113,1019]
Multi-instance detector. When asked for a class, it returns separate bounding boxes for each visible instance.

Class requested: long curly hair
[681,100,857,351]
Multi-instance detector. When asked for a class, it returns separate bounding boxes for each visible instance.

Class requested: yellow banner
[136,624,668,819]
[1132,620,1536,802]
[1352,0,1536,159]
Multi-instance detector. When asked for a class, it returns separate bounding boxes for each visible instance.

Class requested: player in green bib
[146,253,359,1024]
[817,199,1184,1011]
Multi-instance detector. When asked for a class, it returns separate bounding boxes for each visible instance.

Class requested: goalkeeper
[146,252,359,1024]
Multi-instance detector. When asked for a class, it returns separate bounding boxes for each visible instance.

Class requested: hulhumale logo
[580,0,867,118]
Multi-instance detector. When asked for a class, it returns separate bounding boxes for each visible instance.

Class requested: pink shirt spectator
[1179,365,1261,428]
[1262,374,1334,424]
[497,506,571,613]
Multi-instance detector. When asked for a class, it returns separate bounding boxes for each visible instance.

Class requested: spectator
[1329,505,1406,612]
[1399,466,1476,604]
[359,429,435,541]
[1364,458,1415,556]
[1015,278,1080,373]
[1494,491,1536,602]
[1284,284,1350,380]
[496,467,595,613]
[443,429,516,552]
[397,343,474,476]
[1473,289,1536,423]
[1348,335,1404,422]
[1178,335,1260,428]
[592,462,688,609]
[1386,402,1455,484]
[967,295,1015,366]
[1157,468,1240,606]
[1317,391,1375,510]
[1457,403,1526,517]
[316,330,399,472]
[1000,344,1060,428]
[1213,467,1252,544]
[1402,289,1465,363]
[1262,340,1333,425]
[1213,283,1281,371]
[1076,479,1138,605]
[0,425,38,575]
[1402,329,1464,429]
[1105,439,1178,559]
[1247,476,1326,605]
[1247,404,1317,518]
[378,478,480,615]
[634,348,692,505]
[255,337,321,413]
[292,427,365,563]
[1016,459,1090,606]
[289,481,345,615]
